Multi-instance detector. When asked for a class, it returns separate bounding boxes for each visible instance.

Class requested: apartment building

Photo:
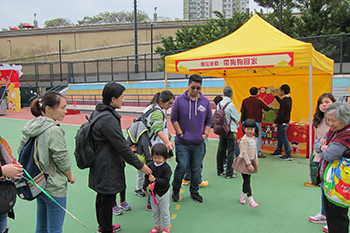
[183,0,213,20]
[222,0,250,18]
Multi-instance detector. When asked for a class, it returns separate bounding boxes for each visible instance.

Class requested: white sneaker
[309,212,327,224]
[322,225,328,232]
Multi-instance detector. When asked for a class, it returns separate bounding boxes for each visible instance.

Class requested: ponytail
[30,99,43,117]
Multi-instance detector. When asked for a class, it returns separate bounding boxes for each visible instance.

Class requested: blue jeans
[257,123,262,155]
[36,193,66,233]
[0,214,8,233]
[172,143,205,194]
[276,124,291,156]
[216,132,235,176]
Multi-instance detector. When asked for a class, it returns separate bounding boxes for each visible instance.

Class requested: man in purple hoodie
[171,74,213,203]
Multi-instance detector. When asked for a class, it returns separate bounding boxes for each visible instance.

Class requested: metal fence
[297,33,350,73]
[15,33,350,91]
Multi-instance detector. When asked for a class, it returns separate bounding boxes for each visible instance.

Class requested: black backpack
[14,137,54,201]
[74,111,109,169]
[212,102,232,136]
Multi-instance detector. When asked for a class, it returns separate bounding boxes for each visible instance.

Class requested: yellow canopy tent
[165,14,334,155]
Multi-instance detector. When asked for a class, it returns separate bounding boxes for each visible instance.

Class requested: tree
[77,10,149,25]
[44,18,73,28]
[155,11,251,54]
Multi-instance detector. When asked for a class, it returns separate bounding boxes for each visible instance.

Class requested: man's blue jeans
[36,193,66,233]
[172,143,205,194]
[276,124,291,156]
[0,214,8,233]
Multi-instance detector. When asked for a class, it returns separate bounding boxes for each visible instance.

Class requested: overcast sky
[0,0,263,29]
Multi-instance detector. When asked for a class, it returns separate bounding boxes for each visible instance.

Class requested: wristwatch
[178,133,184,138]
[203,133,209,138]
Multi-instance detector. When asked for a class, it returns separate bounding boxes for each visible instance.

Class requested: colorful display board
[0,64,22,112]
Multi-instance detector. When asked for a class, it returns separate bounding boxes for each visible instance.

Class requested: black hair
[30,91,64,117]
[312,93,336,128]
[102,82,125,105]
[280,84,290,95]
[249,87,258,95]
[213,95,223,105]
[188,74,202,85]
[242,119,259,137]
[151,143,168,160]
[149,90,174,106]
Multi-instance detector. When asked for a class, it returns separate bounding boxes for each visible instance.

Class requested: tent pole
[309,64,313,157]
[165,72,168,90]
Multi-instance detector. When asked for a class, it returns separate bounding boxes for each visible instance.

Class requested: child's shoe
[240,193,246,204]
[146,204,152,211]
[119,201,131,211]
[322,225,328,233]
[162,227,170,233]
[182,179,190,186]
[199,180,209,187]
[97,224,121,233]
[112,205,123,215]
[309,212,327,224]
[150,225,162,233]
[249,200,259,208]
[134,189,146,197]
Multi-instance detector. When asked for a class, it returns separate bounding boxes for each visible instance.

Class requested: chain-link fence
[297,33,350,73]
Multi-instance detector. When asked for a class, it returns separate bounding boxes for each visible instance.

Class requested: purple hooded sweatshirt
[171,90,213,145]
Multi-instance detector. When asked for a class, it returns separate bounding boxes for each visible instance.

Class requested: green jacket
[18,116,71,197]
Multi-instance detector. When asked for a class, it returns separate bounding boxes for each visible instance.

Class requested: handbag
[0,179,17,216]
[323,156,350,208]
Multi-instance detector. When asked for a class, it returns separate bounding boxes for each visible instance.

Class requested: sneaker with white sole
[240,193,246,204]
[281,155,293,161]
[249,200,259,208]
[199,180,209,187]
[134,189,146,197]
[182,179,190,186]
[112,205,123,215]
[322,225,328,233]
[309,213,327,224]
[119,201,131,211]
[97,224,121,233]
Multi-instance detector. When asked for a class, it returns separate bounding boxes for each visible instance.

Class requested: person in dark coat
[89,82,152,233]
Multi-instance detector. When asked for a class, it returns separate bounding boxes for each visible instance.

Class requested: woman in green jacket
[18,91,75,233]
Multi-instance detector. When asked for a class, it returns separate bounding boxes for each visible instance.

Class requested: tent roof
[165,15,334,78]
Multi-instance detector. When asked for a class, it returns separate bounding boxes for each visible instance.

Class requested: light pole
[7,40,12,59]
[151,22,154,72]
[59,38,63,82]
[134,0,139,73]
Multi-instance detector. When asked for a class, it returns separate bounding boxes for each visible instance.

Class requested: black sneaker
[258,154,266,158]
[281,155,293,161]
[171,189,179,202]
[134,189,146,197]
[190,192,203,203]
[270,151,282,156]
[280,155,287,159]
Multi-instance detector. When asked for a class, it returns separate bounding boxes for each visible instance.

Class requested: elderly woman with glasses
[314,102,350,233]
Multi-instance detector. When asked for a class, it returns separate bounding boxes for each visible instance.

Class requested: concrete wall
[0,21,206,62]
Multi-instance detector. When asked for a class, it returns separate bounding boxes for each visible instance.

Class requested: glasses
[190,86,201,90]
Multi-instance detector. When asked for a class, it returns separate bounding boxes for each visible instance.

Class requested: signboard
[175,52,294,72]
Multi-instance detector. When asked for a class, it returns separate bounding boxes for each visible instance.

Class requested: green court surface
[0,117,338,233]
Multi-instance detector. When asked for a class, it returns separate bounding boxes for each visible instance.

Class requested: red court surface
[2,108,219,139]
